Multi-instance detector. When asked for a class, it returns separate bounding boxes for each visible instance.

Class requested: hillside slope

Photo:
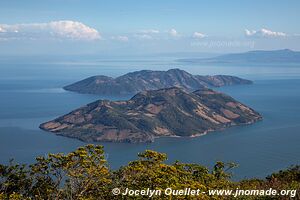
[40,87,262,143]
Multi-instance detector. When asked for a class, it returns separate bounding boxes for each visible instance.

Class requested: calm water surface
[0,57,300,180]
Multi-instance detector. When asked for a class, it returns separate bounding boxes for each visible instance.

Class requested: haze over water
[0,56,300,180]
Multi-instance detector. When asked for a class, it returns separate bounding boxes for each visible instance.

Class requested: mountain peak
[166,68,185,73]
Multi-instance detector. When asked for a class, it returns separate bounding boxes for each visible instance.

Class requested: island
[40,87,262,143]
[178,49,300,64]
[63,68,252,95]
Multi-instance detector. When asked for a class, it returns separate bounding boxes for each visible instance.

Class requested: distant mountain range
[64,69,252,95]
[178,49,300,64]
[40,87,262,143]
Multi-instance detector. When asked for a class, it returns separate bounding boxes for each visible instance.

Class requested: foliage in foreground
[0,144,299,199]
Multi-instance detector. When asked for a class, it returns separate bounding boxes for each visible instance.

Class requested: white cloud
[193,32,206,39]
[134,34,153,40]
[168,28,179,37]
[139,29,159,34]
[0,26,6,33]
[111,35,129,42]
[0,20,101,41]
[48,21,100,40]
[245,28,287,38]
[133,29,160,40]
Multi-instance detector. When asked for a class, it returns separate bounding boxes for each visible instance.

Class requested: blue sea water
[0,56,300,180]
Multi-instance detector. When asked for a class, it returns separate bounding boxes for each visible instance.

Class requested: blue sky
[0,0,300,55]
